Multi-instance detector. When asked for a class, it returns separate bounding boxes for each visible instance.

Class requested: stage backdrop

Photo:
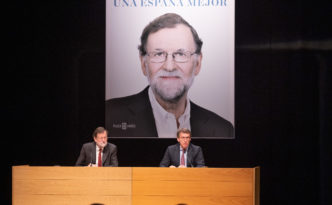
[106,0,235,138]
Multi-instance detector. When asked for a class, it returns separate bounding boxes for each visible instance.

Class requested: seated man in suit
[160,128,205,167]
[75,127,118,167]
[105,13,234,138]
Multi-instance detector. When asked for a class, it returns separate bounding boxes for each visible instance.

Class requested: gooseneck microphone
[89,150,93,166]
[187,154,194,167]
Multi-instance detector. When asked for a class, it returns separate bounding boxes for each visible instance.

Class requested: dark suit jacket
[160,143,205,167]
[75,142,118,166]
[105,86,234,138]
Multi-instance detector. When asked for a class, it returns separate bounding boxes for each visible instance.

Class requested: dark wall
[3,1,331,205]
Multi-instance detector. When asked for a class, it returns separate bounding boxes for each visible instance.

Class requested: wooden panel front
[12,166,132,205]
[132,167,256,205]
[12,166,259,205]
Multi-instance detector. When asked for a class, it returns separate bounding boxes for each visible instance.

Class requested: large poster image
[106,1,235,138]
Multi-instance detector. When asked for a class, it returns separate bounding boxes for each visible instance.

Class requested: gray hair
[138,13,203,56]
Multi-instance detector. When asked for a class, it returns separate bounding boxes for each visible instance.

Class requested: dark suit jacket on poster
[160,143,205,167]
[75,142,118,166]
[105,86,234,138]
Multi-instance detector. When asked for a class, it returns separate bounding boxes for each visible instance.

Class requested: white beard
[146,67,195,103]
[96,142,106,148]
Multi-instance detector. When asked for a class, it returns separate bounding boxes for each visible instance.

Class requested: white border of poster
[106,0,234,138]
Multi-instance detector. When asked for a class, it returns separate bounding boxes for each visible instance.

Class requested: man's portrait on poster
[105,12,234,138]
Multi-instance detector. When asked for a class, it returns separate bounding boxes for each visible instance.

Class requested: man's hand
[87,163,97,167]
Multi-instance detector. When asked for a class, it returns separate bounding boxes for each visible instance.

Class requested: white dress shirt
[179,146,188,167]
[148,87,191,138]
[95,145,103,165]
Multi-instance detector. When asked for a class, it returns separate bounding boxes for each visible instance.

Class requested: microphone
[187,152,194,167]
[89,151,93,166]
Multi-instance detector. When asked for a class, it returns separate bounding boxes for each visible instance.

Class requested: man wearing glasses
[75,127,118,167]
[106,13,234,138]
[160,128,205,167]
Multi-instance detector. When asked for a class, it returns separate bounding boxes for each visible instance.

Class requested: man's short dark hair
[92,127,108,138]
[176,128,191,138]
[138,13,203,56]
